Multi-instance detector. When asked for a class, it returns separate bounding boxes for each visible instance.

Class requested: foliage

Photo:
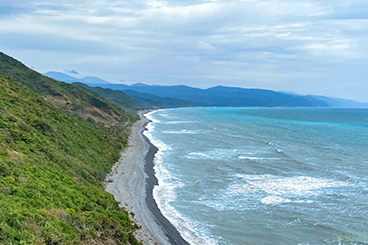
[0,51,139,125]
[74,83,146,111]
[75,83,197,109]
[0,74,141,244]
[123,89,197,108]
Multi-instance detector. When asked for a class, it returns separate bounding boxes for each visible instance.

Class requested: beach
[105,112,189,245]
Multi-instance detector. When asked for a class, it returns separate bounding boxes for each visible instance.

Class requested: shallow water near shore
[144,107,368,245]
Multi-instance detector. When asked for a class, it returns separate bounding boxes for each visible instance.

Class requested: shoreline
[105,111,189,245]
[142,130,190,245]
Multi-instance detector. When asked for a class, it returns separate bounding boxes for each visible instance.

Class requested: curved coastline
[142,125,189,245]
[105,111,189,245]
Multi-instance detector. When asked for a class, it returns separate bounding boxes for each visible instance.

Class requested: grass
[0,71,141,244]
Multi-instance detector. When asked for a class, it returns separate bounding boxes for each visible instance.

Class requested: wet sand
[105,113,189,245]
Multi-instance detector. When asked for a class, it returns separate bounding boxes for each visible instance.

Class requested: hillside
[75,83,198,109]
[44,72,111,85]
[93,83,328,107]
[74,83,146,111]
[104,83,368,108]
[43,71,79,83]
[0,74,141,244]
[79,76,111,85]
[44,70,368,108]
[0,52,142,244]
[123,90,199,108]
[0,52,138,125]
[307,95,368,108]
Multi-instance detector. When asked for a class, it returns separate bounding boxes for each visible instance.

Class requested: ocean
[143,107,368,245]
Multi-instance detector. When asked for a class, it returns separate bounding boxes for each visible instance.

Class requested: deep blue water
[144,108,368,245]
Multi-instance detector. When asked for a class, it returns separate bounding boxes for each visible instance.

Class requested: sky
[0,0,367,102]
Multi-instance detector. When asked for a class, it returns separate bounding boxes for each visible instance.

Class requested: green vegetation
[0,74,140,244]
[74,83,196,109]
[123,90,197,108]
[0,52,142,244]
[74,83,146,111]
[0,52,138,125]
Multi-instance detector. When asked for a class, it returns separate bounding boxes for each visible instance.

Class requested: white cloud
[0,0,368,102]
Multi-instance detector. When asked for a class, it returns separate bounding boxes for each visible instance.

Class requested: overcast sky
[0,0,367,102]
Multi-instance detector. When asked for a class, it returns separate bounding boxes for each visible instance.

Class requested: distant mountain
[44,71,368,109]
[79,76,110,84]
[91,83,367,108]
[91,83,324,107]
[43,71,111,85]
[90,84,208,107]
[75,83,198,109]
[43,71,196,108]
[308,95,368,108]
[131,83,150,87]
[123,89,200,108]
[203,86,327,107]
[75,83,146,110]
[65,69,79,74]
[43,71,79,83]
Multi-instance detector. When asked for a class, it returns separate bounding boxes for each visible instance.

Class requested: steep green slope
[74,83,146,111]
[74,83,197,109]
[0,52,138,125]
[123,90,199,108]
[0,75,140,244]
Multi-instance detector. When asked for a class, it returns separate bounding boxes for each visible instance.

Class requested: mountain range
[44,71,368,108]
[43,71,111,85]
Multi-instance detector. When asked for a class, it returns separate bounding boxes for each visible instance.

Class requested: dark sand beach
[105,113,189,245]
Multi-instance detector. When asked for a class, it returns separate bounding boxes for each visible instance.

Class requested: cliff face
[0,52,141,244]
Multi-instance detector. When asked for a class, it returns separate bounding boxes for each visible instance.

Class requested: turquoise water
[144,108,368,245]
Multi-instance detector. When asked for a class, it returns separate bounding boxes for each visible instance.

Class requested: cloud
[0,0,368,102]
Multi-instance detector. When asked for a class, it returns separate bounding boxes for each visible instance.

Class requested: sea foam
[232,175,350,195]
[144,107,368,244]
[165,121,196,124]
[144,111,217,245]
[238,156,265,160]
[163,129,198,134]
[261,195,287,204]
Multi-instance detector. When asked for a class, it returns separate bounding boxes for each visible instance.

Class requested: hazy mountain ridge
[91,83,367,108]
[75,83,146,110]
[45,71,368,108]
[79,76,111,85]
[44,71,111,85]
[123,89,200,108]
[308,95,368,108]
